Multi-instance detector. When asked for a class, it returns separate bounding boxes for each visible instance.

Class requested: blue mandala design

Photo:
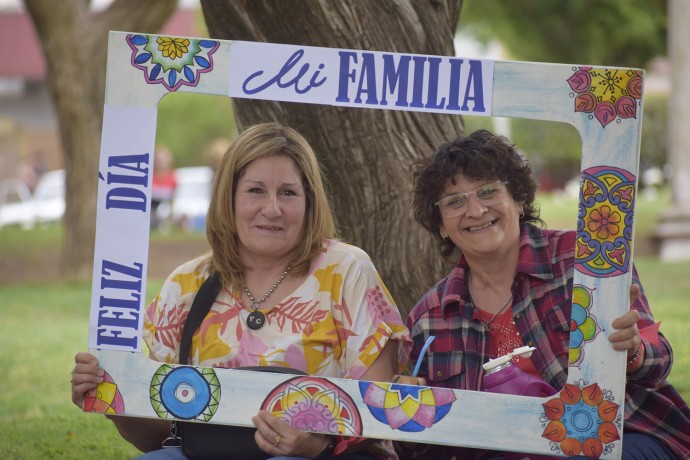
[150,364,221,422]
[575,166,635,278]
[126,34,220,92]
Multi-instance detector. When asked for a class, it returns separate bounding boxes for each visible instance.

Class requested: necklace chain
[243,265,292,311]
[468,271,513,328]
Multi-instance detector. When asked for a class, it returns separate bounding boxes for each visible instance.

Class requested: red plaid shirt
[401,224,690,459]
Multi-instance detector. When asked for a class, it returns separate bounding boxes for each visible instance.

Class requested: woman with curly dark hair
[398,129,690,460]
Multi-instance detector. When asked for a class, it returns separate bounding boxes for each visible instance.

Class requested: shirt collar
[438,263,469,316]
[515,223,556,282]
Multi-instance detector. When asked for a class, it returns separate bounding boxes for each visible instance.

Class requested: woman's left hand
[608,284,643,369]
[252,410,332,458]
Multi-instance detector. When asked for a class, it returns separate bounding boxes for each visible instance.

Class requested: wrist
[314,435,336,459]
[626,342,644,372]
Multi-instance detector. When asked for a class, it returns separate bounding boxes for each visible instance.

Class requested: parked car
[0,178,34,228]
[32,169,65,226]
[0,170,65,229]
[170,166,213,232]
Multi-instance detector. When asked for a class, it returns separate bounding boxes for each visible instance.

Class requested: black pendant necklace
[242,265,292,330]
[246,310,266,330]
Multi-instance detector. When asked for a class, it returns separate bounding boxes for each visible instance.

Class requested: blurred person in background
[151,144,177,229]
[16,150,48,193]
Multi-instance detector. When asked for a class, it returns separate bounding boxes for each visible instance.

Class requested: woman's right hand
[70,352,173,452]
[71,352,104,409]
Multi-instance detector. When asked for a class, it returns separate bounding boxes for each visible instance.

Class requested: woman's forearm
[106,415,171,452]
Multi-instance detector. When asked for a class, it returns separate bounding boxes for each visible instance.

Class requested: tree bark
[201,0,463,314]
[25,0,178,279]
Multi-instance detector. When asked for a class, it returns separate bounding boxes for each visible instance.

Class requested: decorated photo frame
[87,31,643,459]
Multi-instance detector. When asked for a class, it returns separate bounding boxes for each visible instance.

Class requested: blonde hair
[205,122,336,287]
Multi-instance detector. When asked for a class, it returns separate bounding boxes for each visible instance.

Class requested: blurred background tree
[460,0,666,68]
[24,0,178,278]
[22,0,675,304]
[458,0,669,192]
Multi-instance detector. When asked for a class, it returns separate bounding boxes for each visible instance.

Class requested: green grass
[633,258,690,398]
[0,279,166,459]
[1,190,688,458]
[0,225,63,263]
[0,225,203,255]
[0,283,141,459]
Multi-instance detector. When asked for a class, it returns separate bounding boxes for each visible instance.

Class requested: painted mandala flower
[576,166,635,278]
[157,36,190,59]
[149,364,220,422]
[567,67,643,127]
[360,381,457,432]
[262,377,362,436]
[587,205,621,241]
[280,391,340,433]
[569,286,600,366]
[83,371,124,414]
[542,383,620,458]
[126,34,220,92]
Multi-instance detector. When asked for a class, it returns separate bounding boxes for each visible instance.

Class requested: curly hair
[411,129,543,257]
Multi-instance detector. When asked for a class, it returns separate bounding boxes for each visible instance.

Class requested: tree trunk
[667,0,690,213]
[655,0,690,261]
[25,0,178,279]
[201,0,463,314]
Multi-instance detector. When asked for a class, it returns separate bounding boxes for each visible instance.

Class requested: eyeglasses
[435,180,508,218]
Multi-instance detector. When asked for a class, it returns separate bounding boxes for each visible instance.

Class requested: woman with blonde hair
[72,122,411,459]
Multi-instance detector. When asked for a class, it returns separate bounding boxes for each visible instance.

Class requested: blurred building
[0,2,201,181]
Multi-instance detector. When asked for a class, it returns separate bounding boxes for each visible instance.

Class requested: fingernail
[97,369,105,376]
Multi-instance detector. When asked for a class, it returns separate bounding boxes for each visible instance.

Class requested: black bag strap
[178,272,221,365]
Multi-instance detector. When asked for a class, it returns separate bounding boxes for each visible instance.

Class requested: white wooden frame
[86,31,644,459]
